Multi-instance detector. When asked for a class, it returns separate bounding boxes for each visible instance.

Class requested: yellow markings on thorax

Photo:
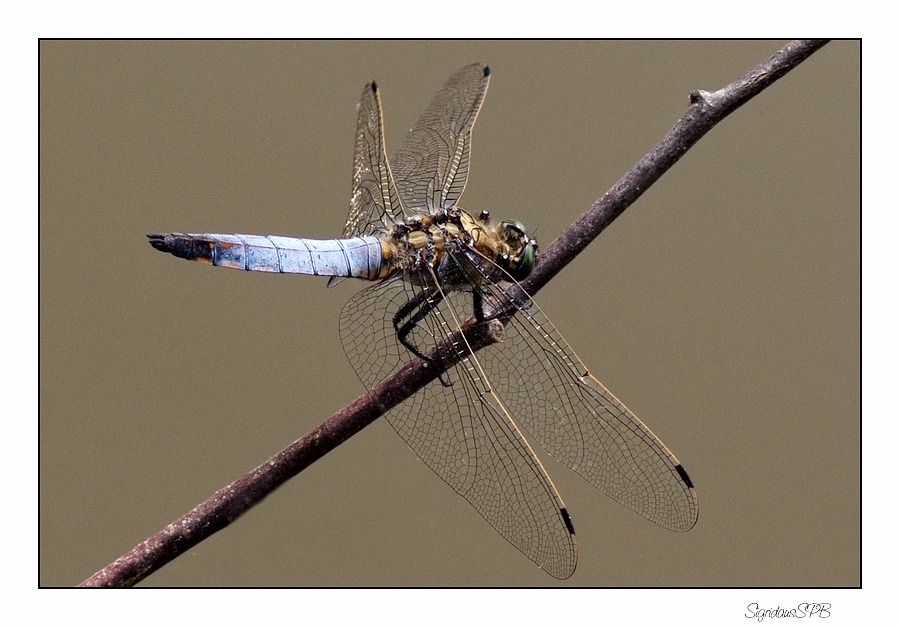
[385,209,511,270]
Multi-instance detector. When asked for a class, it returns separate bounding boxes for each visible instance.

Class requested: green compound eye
[500,220,537,281]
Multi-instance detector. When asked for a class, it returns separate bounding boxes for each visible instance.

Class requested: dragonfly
[149,63,698,579]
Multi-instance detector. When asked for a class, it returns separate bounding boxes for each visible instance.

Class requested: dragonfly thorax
[384,208,537,286]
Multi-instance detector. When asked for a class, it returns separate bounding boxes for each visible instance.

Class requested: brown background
[40,40,859,587]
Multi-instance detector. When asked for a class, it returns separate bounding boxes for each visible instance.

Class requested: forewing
[390,63,490,213]
[339,274,577,579]
[475,280,700,533]
[340,81,405,238]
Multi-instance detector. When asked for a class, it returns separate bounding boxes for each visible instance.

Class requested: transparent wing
[340,271,578,579]
[390,63,491,213]
[474,278,700,533]
[339,81,405,239]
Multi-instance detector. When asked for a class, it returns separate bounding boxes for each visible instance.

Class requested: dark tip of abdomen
[147,233,170,252]
[147,233,206,261]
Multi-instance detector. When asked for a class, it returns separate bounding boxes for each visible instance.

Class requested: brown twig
[80,39,829,587]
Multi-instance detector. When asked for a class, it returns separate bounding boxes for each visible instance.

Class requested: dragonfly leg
[393,288,453,387]
[471,289,486,323]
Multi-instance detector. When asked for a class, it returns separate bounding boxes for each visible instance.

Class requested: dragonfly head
[498,219,537,282]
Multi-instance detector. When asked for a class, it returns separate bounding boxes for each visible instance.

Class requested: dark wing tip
[482,64,490,77]
[560,508,575,536]
[674,464,694,489]
[370,80,378,94]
